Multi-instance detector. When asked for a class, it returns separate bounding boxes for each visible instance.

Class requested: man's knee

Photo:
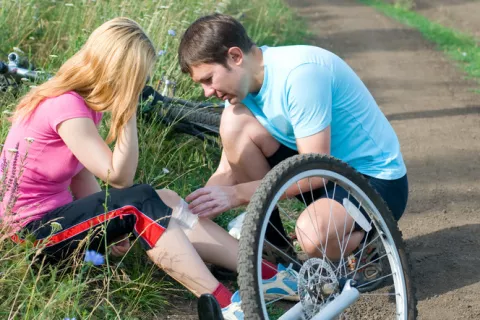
[296,214,328,255]
[219,103,252,143]
[220,103,279,156]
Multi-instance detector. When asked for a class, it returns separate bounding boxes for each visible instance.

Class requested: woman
[0,17,296,319]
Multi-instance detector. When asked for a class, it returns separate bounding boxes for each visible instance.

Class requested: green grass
[0,0,308,319]
[360,0,480,88]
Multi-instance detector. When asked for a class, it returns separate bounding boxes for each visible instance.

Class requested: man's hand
[109,236,131,257]
[186,185,240,219]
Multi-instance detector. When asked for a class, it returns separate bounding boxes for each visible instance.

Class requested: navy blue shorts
[267,144,408,221]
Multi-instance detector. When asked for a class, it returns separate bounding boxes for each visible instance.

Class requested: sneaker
[347,235,390,293]
[221,291,244,320]
[263,263,300,302]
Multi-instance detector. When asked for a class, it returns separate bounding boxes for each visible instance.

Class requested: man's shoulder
[263,45,336,75]
[264,45,334,59]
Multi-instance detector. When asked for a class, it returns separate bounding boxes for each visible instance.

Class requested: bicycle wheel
[238,154,416,320]
[159,105,222,134]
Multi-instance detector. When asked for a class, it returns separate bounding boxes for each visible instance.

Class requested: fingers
[198,212,218,219]
[185,188,210,203]
[109,238,131,257]
[188,194,214,212]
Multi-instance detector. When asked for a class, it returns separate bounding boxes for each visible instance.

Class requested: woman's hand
[109,236,131,257]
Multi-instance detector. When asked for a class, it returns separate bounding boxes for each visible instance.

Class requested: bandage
[170,199,199,233]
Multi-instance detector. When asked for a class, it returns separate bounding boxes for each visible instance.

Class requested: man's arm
[205,150,237,187]
[187,128,331,217]
[231,126,331,203]
[70,167,102,200]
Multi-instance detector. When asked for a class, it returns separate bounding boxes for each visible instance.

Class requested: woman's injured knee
[170,199,199,232]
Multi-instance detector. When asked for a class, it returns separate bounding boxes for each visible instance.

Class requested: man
[178,13,408,280]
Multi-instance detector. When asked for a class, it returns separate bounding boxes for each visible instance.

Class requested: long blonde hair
[13,17,157,143]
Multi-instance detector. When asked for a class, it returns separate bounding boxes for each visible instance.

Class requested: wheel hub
[298,258,340,319]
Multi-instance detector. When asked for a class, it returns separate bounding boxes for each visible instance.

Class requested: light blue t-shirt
[226,45,406,180]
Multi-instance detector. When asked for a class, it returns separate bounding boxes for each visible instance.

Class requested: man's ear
[227,47,244,65]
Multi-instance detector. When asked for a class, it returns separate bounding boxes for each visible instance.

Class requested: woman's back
[0,91,102,227]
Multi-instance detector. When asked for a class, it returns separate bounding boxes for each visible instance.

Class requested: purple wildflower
[84,250,104,266]
[168,29,176,37]
[5,142,20,195]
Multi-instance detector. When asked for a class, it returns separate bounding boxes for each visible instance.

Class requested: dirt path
[285,0,480,319]
[413,0,480,40]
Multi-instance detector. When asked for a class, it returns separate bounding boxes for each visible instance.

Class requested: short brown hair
[178,13,254,74]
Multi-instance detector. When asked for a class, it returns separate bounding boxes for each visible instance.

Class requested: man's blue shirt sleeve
[286,63,333,139]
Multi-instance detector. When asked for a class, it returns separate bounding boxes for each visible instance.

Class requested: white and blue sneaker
[221,291,244,320]
[221,264,299,319]
[263,263,299,302]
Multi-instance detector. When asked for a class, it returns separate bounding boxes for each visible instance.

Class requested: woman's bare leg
[145,190,221,296]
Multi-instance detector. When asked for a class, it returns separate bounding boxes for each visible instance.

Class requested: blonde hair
[13,17,157,143]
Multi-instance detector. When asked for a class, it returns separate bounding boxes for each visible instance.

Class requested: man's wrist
[231,185,245,207]
[233,182,256,206]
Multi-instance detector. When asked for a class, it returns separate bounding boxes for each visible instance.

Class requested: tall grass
[0,0,308,318]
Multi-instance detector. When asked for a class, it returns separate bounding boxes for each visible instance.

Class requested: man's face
[190,61,249,105]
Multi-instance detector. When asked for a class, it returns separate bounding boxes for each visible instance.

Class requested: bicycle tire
[159,104,221,131]
[238,153,417,320]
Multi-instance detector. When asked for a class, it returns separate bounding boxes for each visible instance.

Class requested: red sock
[212,283,233,308]
[261,260,277,280]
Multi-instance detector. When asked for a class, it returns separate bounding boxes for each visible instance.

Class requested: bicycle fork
[279,280,360,320]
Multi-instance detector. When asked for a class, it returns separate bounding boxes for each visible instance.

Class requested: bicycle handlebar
[0,52,51,84]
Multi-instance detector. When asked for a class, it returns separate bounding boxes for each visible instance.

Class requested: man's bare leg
[296,198,364,260]
[213,104,292,249]
[208,103,279,186]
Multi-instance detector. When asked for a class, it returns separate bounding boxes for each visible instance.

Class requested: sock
[262,259,277,280]
[212,283,233,308]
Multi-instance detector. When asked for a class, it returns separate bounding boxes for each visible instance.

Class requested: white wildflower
[162,168,170,174]
[13,47,24,54]
[50,222,63,232]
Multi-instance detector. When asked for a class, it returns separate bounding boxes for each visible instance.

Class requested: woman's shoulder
[39,91,102,125]
[48,90,86,106]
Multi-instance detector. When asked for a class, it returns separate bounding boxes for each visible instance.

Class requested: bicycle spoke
[356,272,395,289]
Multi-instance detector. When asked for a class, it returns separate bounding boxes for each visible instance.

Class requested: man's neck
[249,46,265,94]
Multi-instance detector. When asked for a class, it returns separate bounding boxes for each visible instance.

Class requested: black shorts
[267,144,409,221]
[12,184,172,262]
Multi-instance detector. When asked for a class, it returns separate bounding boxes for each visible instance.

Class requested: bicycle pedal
[198,294,225,320]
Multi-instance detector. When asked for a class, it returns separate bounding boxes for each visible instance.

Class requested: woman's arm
[70,167,102,199]
[58,113,139,189]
